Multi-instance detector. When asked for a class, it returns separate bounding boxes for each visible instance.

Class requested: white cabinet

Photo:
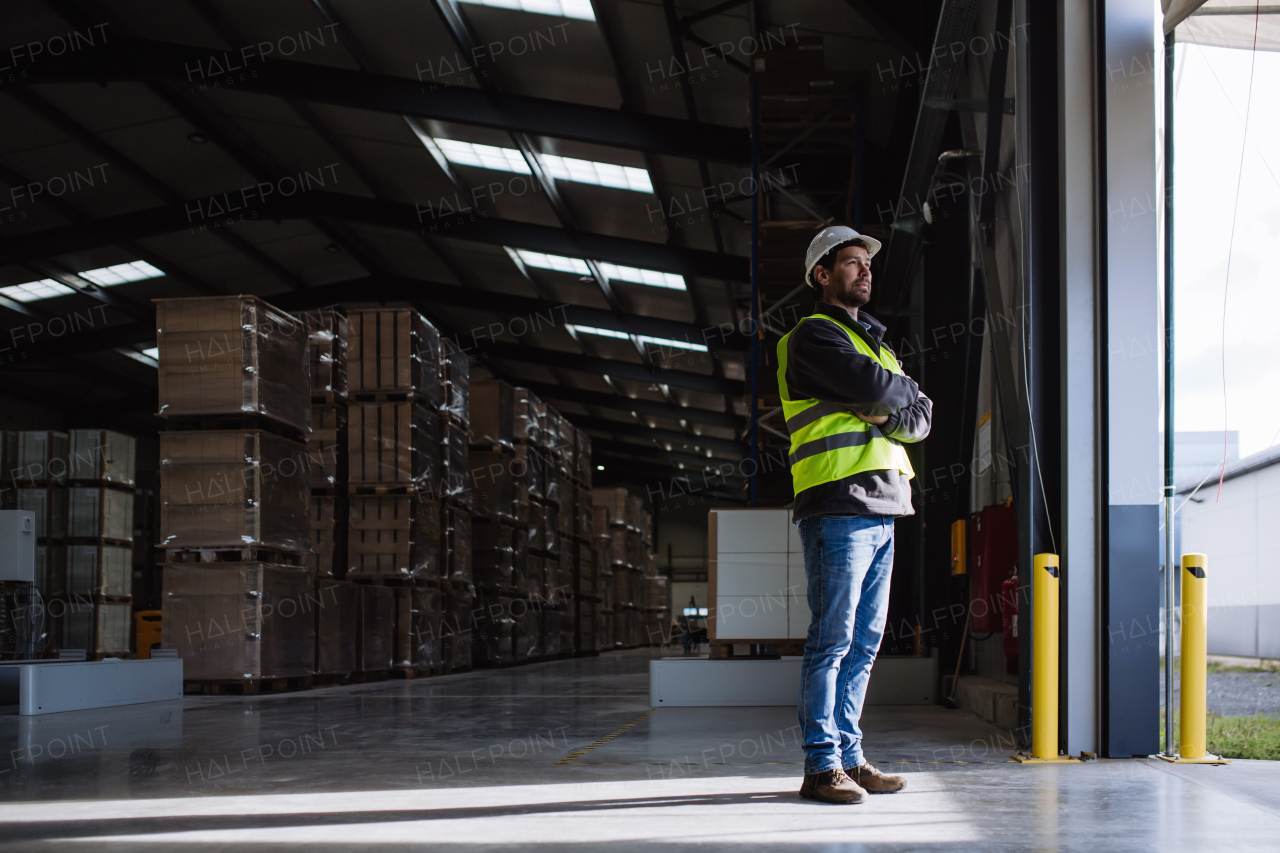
[709,509,809,640]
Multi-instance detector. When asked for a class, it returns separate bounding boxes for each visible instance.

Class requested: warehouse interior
[2,0,1279,848]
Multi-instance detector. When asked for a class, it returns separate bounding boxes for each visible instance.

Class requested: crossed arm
[785,319,932,443]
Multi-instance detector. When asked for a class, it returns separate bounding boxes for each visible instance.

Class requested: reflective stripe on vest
[776,314,915,495]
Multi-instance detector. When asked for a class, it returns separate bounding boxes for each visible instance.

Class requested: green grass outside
[1161,711,1280,760]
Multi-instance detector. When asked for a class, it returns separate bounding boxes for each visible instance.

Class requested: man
[777,225,932,805]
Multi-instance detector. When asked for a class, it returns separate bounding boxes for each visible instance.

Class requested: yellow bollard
[1031,553,1060,760]
[1158,552,1229,764]
[1013,554,1076,762]
[1180,553,1208,759]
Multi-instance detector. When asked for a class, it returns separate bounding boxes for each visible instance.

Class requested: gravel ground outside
[1160,668,1280,717]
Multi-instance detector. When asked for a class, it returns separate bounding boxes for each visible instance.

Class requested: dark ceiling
[0,0,943,490]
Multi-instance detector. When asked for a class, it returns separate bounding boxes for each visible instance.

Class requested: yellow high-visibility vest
[776,314,915,495]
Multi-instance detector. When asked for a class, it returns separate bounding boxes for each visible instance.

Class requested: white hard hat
[804,226,882,288]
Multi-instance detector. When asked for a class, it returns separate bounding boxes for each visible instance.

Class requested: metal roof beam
[22,36,751,166]
[0,193,749,282]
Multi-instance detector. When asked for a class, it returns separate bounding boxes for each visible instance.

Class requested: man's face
[816,245,872,307]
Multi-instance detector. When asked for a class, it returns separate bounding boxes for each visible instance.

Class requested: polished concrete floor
[1,648,1278,851]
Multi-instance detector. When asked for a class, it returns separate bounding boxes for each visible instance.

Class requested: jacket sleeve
[882,391,932,443]
[784,319,919,415]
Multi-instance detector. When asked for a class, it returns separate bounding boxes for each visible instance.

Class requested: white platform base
[0,658,184,715]
[650,655,938,707]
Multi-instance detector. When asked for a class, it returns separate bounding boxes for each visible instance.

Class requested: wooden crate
[156,295,310,436]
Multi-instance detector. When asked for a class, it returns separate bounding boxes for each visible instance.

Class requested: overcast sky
[1172,40,1280,459]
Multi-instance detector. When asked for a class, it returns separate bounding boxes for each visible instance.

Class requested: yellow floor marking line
[555,710,654,765]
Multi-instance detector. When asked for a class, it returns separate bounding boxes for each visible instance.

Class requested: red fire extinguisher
[1002,574,1019,674]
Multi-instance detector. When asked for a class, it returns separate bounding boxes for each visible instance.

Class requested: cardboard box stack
[156,296,316,686]
[345,308,448,675]
[297,309,359,680]
[467,382,599,666]
[65,429,138,658]
[1,430,138,658]
[591,487,660,649]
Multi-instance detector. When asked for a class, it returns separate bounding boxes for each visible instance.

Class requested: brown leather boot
[798,768,866,804]
[848,762,906,793]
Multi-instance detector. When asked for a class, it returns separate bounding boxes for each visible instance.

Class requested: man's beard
[842,280,871,306]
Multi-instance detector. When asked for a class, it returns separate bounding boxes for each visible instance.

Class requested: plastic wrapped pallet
[575,487,593,540]
[593,488,629,528]
[544,504,559,555]
[358,583,396,671]
[62,599,130,657]
[442,588,474,670]
[626,494,643,530]
[161,563,316,679]
[539,406,559,454]
[515,445,545,502]
[308,405,345,489]
[575,429,591,482]
[557,419,576,478]
[468,450,515,522]
[592,505,611,538]
[544,462,561,507]
[348,403,440,488]
[12,431,69,483]
[159,430,310,552]
[512,387,541,445]
[67,543,131,598]
[19,487,67,538]
[513,605,539,662]
[472,593,514,666]
[441,338,470,424]
[68,486,133,541]
[348,495,441,581]
[553,552,574,598]
[559,607,575,654]
[608,528,628,568]
[575,543,595,599]
[36,543,67,596]
[295,309,347,398]
[470,380,513,448]
[439,418,469,504]
[309,496,340,577]
[68,430,136,485]
[575,598,597,655]
[519,553,544,600]
[643,576,670,610]
[472,521,515,592]
[394,586,444,669]
[315,578,358,675]
[156,296,310,436]
[444,505,472,584]
[556,497,573,546]
[347,308,441,406]
[541,607,561,657]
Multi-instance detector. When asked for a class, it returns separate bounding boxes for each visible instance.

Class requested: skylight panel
[0,261,164,304]
[143,347,159,359]
[79,261,164,286]
[638,335,707,353]
[456,0,596,21]
[514,251,683,290]
[566,324,630,341]
[598,262,685,290]
[0,279,76,302]
[516,251,590,276]
[566,324,708,353]
[430,137,652,193]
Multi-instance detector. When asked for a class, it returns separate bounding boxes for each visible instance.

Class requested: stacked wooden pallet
[592,487,665,649]
[2,429,138,659]
[155,295,316,694]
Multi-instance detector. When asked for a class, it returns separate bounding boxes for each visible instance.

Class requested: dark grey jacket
[784,302,932,520]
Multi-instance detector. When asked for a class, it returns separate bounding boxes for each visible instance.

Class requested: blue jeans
[796,514,894,774]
